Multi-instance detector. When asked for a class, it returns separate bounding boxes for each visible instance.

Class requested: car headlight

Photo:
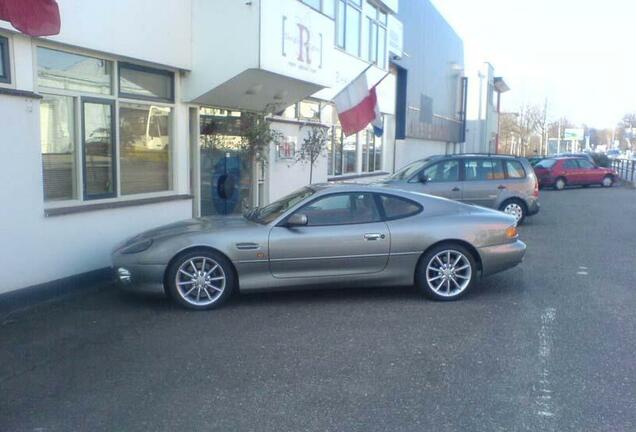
[120,239,153,254]
[505,226,518,239]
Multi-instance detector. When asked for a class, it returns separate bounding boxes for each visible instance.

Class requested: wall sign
[277,136,297,160]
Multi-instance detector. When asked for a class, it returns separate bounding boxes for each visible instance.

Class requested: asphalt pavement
[1,185,635,432]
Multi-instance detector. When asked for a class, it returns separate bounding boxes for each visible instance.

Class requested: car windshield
[390,159,430,180]
[246,187,315,224]
[535,159,556,168]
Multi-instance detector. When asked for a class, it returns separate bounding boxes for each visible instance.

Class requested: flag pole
[332,63,375,100]
[371,71,391,89]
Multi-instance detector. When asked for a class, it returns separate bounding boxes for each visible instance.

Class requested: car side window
[422,160,459,182]
[563,160,578,169]
[463,159,505,181]
[505,160,526,179]
[379,194,422,220]
[576,159,595,169]
[298,193,380,226]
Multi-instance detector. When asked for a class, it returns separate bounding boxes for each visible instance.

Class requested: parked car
[527,156,548,167]
[556,152,595,165]
[112,184,526,310]
[606,149,621,159]
[533,157,617,190]
[377,154,539,224]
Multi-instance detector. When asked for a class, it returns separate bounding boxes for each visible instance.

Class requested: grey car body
[112,184,526,308]
[378,154,540,223]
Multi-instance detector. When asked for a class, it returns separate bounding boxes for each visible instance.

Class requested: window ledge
[328,171,389,182]
[44,194,193,217]
[0,88,42,99]
[268,117,330,128]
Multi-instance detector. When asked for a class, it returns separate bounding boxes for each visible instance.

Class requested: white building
[0,0,405,295]
[0,0,465,297]
[464,62,509,154]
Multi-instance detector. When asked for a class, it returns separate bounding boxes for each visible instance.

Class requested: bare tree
[296,125,328,184]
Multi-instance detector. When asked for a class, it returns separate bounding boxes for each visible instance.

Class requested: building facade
[0,0,463,295]
[391,0,466,170]
[465,62,509,154]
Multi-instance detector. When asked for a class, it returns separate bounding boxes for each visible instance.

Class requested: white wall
[0,0,193,70]
[0,95,192,294]
[266,121,329,202]
[394,138,448,171]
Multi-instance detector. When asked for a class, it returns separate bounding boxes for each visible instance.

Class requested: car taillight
[533,176,539,197]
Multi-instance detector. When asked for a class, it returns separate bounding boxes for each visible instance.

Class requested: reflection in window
[83,101,115,197]
[37,47,113,95]
[298,100,321,121]
[301,193,379,225]
[344,3,361,56]
[40,95,76,201]
[120,104,172,195]
[343,131,357,174]
[119,63,174,101]
[505,160,526,178]
[422,160,459,182]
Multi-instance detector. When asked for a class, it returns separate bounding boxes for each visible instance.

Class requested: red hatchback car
[534,157,617,190]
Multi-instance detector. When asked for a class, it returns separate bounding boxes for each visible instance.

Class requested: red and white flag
[334,73,381,136]
[0,0,61,37]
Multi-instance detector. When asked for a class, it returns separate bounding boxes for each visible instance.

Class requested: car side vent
[235,243,260,250]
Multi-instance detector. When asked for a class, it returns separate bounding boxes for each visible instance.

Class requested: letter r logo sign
[297,24,311,64]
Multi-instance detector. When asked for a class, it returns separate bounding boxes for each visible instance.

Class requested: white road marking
[534,307,557,430]
[576,271,588,275]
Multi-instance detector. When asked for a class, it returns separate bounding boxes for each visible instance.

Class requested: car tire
[499,199,527,225]
[165,249,236,310]
[601,175,614,188]
[554,177,566,190]
[415,243,478,301]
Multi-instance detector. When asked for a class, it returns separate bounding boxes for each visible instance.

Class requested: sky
[429,0,636,129]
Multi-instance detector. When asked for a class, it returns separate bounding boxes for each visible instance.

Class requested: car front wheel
[416,244,477,301]
[601,175,614,187]
[166,250,236,310]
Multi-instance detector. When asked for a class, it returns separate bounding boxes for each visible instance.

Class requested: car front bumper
[478,240,526,277]
[111,253,167,296]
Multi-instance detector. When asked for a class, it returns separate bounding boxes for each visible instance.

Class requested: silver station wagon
[379,154,540,224]
[112,184,526,310]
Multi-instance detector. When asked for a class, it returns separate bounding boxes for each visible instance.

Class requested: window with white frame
[336,0,362,56]
[300,0,336,17]
[37,46,175,202]
[366,2,387,68]
[0,35,11,84]
[328,124,383,176]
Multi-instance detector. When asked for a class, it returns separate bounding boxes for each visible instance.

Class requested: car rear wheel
[554,177,566,190]
[500,199,526,225]
[415,244,477,301]
[601,175,614,187]
[166,250,236,310]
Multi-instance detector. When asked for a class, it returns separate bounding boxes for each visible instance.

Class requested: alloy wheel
[555,179,565,190]
[602,176,613,187]
[174,256,226,307]
[425,250,472,297]
[503,202,524,224]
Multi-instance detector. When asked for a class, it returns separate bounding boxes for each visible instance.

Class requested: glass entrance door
[199,108,253,216]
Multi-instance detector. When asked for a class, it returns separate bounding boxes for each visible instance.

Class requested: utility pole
[557,119,561,154]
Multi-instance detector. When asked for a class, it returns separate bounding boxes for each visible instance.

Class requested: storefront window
[37,47,175,202]
[119,63,174,102]
[120,104,172,195]
[37,47,113,95]
[40,95,76,201]
[343,132,357,173]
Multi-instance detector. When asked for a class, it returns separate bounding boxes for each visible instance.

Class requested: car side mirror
[286,213,308,227]
[418,172,430,184]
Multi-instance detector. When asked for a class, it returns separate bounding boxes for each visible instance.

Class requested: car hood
[117,216,261,248]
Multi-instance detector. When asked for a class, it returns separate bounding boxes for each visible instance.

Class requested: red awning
[0,0,60,36]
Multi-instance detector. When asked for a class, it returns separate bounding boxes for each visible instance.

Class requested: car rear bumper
[478,240,526,277]
[526,197,540,216]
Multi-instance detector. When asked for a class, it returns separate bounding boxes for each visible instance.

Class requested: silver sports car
[112,184,526,310]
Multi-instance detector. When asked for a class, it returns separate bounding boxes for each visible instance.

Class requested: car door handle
[452,187,460,192]
[364,233,385,241]
[497,185,507,190]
